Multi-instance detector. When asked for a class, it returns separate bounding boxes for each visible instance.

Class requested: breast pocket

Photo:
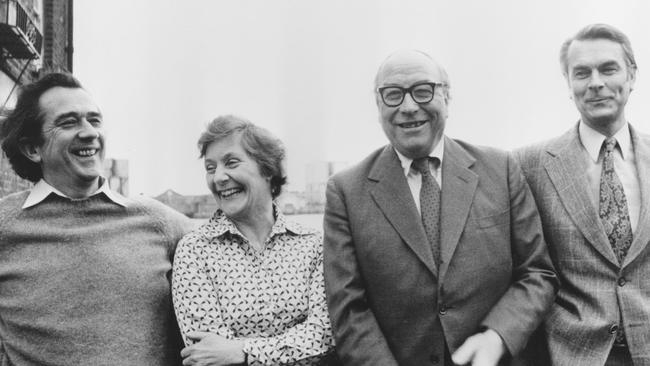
[476,208,510,229]
[471,209,512,271]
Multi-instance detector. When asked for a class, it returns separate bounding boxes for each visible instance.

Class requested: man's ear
[629,69,637,92]
[18,139,42,163]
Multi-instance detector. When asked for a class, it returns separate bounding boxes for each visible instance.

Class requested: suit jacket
[516,123,650,366]
[324,137,558,366]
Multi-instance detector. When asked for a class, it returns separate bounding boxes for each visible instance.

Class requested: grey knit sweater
[0,190,194,366]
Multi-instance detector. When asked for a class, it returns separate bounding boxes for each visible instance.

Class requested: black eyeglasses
[377,82,446,107]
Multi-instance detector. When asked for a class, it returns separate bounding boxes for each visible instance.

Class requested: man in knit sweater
[0,73,194,365]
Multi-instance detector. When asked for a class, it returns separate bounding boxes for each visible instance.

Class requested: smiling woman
[171,115,338,366]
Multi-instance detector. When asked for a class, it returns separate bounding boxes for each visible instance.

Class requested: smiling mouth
[587,97,611,103]
[397,120,427,129]
[72,148,99,157]
[217,187,243,199]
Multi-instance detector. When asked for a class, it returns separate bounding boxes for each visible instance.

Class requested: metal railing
[1,0,43,59]
[12,0,42,56]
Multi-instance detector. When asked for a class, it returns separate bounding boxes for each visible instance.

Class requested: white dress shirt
[578,121,640,233]
[394,139,444,213]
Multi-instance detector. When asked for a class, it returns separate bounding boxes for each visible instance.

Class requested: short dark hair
[560,23,637,77]
[0,73,83,182]
[198,115,287,199]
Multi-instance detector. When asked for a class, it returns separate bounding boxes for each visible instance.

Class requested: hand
[451,329,506,366]
[181,331,246,366]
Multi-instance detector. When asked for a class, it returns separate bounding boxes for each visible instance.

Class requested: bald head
[374,50,450,95]
[374,49,450,159]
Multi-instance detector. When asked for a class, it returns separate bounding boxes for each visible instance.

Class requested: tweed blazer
[516,123,650,366]
[324,137,557,366]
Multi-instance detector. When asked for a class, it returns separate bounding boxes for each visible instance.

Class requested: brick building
[0,0,73,197]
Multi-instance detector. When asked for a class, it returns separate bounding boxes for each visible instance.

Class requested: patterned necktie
[598,137,633,347]
[599,137,633,264]
[413,157,441,266]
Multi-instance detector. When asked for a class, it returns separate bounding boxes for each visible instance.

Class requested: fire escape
[0,0,42,60]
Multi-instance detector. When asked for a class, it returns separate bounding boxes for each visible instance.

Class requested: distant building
[153,188,317,218]
[0,0,73,198]
[305,161,347,212]
[276,190,307,215]
[104,158,129,196]
[154,190,215,218]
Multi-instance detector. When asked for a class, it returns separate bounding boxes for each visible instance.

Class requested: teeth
[75,149,97,156]
[400,121,426,128]
[218,188,242,198]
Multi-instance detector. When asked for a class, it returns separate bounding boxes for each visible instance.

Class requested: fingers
[186,331,211,341]
[181,354,194,365]
[451,330,505,366]
[180,345,192,359]
[451,334,479,365]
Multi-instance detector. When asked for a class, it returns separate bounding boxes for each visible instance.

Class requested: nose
[77,119,101,140]
[399,92,419,113]
[212,166,230,185]
[588,71,605,90]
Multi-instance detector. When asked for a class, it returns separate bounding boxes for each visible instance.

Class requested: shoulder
[446,138,513,174]
[280,217,323,261]
[329,146,387,184]
[631,125,650,145]
[515,138,554,159]
[514,126,578,166]
[124,194,195,239]
[0,189,30,208]
[0,190,30,219]
[451,138,508,160]
[127,195,190,222]
[175,225,210,255]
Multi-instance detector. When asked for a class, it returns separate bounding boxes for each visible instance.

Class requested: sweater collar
[23,178,128,209]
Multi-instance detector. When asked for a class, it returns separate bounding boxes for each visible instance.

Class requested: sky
[73,0,650,196]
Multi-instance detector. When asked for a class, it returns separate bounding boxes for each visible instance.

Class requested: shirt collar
[579,121,632,163]
[394,138,445,177]
[200,202,313,241]
[22,178,128,209]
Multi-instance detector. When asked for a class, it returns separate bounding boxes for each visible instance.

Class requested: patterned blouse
[172,208,335,365]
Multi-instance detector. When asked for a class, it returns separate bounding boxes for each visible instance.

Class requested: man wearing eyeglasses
[323,49,557,366]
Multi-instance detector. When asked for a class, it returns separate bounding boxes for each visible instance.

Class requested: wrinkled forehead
[376,51,445,87]
[567,39,627,69]
[38,87,101,119]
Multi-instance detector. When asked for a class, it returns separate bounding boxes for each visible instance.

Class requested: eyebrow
[572,60,621,70]
[53,111,103,123]
[599,61,620,68]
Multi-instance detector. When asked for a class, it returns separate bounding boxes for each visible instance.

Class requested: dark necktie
[413,157,441,266]
[599,137,632,347]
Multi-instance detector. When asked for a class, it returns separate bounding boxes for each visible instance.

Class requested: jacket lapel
[544,126,619,266]
[368,146,438,276]
[438,138,478,281]
[622,125,650,266]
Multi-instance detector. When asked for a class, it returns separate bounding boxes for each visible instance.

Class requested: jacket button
[618,277,627,287]
[609,324,619,334]
[429,354,440,364]
[438,305,447,315]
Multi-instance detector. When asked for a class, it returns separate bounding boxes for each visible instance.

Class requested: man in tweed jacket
[516,24,650,366]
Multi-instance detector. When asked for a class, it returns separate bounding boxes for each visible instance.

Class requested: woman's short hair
[1,73,83,182]
[198,115,287,199]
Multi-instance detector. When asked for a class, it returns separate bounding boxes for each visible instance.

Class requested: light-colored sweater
[0,190,194,366]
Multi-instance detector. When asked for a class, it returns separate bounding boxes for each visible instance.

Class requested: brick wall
[42,0,71,72]
[0,0,72,198]
[0,152,31,198]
